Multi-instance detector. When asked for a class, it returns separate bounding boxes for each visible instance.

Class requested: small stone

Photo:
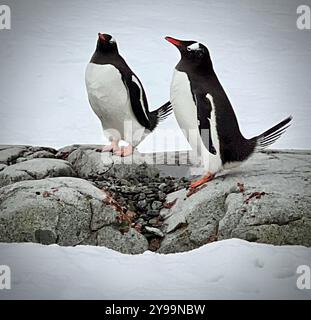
[15,157,28,163]
[119,179,130,186]
[138,193,146,200]
[127,201,136,212]
[158,191,166,202]
[159,183,167,191]
[137,200,147,210]
[135,218,145,225]
[152,201,163,210]
[148,238,162,252]
[134,223,143,233]
[148,217,159,225]
[147,210,160,217]
[145,226,164,238]
[147,193,156,198]
[139,214,150,221]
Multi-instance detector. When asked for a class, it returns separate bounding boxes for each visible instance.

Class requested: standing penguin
[165,36,292,189]
[86,33,172,156]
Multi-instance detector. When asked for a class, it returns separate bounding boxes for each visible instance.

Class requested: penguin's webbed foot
[101,145,115,153]
[190,172,215,190]
[114,144,134,157]
[100,141,120,153]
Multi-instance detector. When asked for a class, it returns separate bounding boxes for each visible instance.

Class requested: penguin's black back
[176,61,256,165]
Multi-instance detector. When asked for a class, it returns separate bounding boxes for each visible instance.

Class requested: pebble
[139,214,150,221]
[147,210,160,217]
[138,193,146,200]
[151,201,163,210]
[158,191,166,201]
[137,199,147,210]
[145,226,164,238]
[159,183,167,191]
[91,166,190,248]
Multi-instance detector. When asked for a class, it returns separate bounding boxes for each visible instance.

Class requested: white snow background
[1,0,311,300]
[1,239,311,300]
[0,0,310,150]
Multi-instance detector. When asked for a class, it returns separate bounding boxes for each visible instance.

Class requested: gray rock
[158,191,166,201]
[0,176,149,254]
[147,210,161,217]
[158,151,311,253]
[1,146,310,255]
[68,148,160,180]
[0,146,27,165]
[55,145,81,159]
[137,199,147,210]
[68,148,114,179]
[15,157,28,163]
[96,226,148,254]
[159,183,166,191]
[145,226,164,237]
[0,158,76,187]
[26,150,56,160]
[0,177,113,246]
[0,146,58,165]
[151,201,163,210]
[138,193,146,200]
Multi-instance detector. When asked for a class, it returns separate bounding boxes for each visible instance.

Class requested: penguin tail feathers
[149,101,173,131]
[252,116,293,150]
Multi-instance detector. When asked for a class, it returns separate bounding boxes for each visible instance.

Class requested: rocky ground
[0,144,310,254]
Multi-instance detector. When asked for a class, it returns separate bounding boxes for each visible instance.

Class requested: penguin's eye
[109,37,116,44]
[187,47,191,52]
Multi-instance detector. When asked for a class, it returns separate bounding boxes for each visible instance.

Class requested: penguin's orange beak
[98,33,106,42]
[165,36,182,47]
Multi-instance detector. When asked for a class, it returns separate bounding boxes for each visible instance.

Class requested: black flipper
[122,73,152,129]
[192,91,217,155]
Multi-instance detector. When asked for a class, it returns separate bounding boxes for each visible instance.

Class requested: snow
[0,239,311,300]
[0,0,310,150]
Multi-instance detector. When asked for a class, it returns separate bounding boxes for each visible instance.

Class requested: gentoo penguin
[85,33,172,156]
[165,36,292,189]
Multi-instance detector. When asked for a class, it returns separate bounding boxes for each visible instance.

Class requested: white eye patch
[109,36,116,44]
[187,42,200,51]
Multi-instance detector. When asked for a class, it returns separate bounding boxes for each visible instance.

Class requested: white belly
[85,63,145,145]
[170,70,222,173]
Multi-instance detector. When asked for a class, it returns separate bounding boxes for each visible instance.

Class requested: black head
[96,33,119,54]
[165,36,213,70]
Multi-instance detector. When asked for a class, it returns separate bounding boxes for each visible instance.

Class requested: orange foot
[101,141,120,153]
[114,144,134,157]
[190,172,215,189]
